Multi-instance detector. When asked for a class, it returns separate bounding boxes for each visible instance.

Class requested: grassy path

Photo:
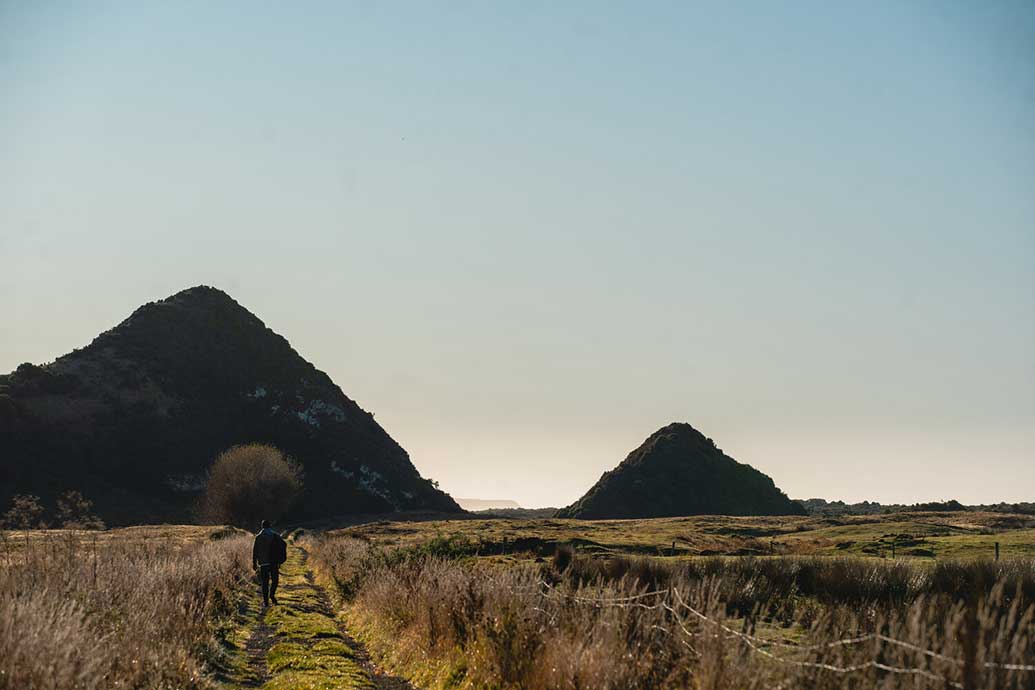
[223,543,416,690]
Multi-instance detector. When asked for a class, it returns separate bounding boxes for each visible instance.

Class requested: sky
[2,2,1033,508]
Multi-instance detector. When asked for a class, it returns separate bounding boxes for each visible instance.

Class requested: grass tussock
[0,529,251,690]
[309,536,1035,690]
[558,547,1035,616]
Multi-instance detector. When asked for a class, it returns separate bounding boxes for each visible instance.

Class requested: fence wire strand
[524,578,1035,683]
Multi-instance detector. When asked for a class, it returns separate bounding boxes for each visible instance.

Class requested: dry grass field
[0,525,252,690]
[294,512,1035,689]
[3,514,1034,689]
[325,510,1035,561]
[0,524,244,557]
[306,514,1035,690]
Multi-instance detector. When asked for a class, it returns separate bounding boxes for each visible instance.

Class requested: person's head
[261,519,271,529]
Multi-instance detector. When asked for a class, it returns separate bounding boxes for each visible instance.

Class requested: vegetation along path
[226,542,417,690]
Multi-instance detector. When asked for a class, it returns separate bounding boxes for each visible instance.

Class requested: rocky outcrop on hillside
[0,286,461,524]
[557,423,805,519]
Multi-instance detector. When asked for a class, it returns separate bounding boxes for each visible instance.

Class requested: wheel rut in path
[299,546,420,690]
[231,543,418,690]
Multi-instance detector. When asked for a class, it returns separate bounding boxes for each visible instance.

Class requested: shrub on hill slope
[557,423,805,519]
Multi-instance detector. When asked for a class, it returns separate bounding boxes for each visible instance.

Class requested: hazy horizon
[2,2,1032,508]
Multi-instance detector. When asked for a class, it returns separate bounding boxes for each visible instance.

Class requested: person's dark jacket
[252,527,282,568]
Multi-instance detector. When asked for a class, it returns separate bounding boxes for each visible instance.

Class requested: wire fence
[527,579,1035,687]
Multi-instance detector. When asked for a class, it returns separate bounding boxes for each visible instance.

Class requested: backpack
[272,534,288,566]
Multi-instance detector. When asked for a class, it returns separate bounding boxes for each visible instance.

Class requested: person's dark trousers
[259,564,280,605]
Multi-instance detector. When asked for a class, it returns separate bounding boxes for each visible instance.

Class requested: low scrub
[309,536,1035,690]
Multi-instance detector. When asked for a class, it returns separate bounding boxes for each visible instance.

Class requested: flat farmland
[326,510,1035,561]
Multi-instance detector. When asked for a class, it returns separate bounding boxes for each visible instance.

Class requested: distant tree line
[798,497,1035,516]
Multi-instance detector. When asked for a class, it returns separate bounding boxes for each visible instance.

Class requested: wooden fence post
[995,542,1000,561]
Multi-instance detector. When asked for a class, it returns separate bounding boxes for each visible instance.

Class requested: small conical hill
[557,423,804,519]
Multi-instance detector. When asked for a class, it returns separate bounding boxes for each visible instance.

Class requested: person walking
[252,519,287,607]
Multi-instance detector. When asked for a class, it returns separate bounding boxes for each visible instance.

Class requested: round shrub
[199,444,302,528]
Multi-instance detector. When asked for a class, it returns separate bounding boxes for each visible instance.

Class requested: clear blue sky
[2,2,1033,507]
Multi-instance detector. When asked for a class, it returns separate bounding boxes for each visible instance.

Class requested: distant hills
[557,423,805,519]
[455,498,521,511]
[470,507,561,519]
[0,286,461,525]
[7,290,1016,527]
[455,499,562,518]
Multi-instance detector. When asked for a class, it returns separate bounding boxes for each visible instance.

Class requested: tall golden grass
[311,537,1035,690]
[0,529,250,690]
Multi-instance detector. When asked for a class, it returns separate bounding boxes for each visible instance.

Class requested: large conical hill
[0,286,461,524]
